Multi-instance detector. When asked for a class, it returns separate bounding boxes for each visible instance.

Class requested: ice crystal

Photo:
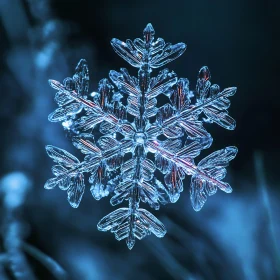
[45,23,238,249]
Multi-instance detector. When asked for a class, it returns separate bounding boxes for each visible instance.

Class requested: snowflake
[45,23,238,249]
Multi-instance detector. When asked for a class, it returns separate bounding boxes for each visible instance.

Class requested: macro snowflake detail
[45,23,238,249]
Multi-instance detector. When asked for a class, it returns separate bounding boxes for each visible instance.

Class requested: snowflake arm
[45,23,238,249]
[146,140,237,210]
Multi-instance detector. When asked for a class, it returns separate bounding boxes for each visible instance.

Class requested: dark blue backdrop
[0,0,279,279]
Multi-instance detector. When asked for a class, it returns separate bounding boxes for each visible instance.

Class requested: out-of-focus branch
[0,172,35,280]
[254,152,280,278]
[22,242,67,280]
[0,172,68,279]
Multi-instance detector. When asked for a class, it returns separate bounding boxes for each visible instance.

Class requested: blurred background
[0,0,279,279]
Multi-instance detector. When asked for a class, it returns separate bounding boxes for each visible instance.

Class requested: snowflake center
[134,132,147,144]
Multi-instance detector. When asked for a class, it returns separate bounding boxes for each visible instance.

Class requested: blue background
[0,0,279,279]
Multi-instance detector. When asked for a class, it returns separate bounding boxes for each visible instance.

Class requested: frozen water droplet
[90,91,99,97]
[62,119,73,130]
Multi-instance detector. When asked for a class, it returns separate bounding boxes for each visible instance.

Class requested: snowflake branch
[147,140,235,192]
[49,80,132,135]
[160,87,237,135]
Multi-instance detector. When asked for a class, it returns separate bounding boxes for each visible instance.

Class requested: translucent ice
[45,23,237,249]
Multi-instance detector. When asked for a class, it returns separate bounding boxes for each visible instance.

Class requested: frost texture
[45,23,238,249]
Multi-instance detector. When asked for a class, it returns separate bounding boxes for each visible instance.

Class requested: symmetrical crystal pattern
[45,23,238,249]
